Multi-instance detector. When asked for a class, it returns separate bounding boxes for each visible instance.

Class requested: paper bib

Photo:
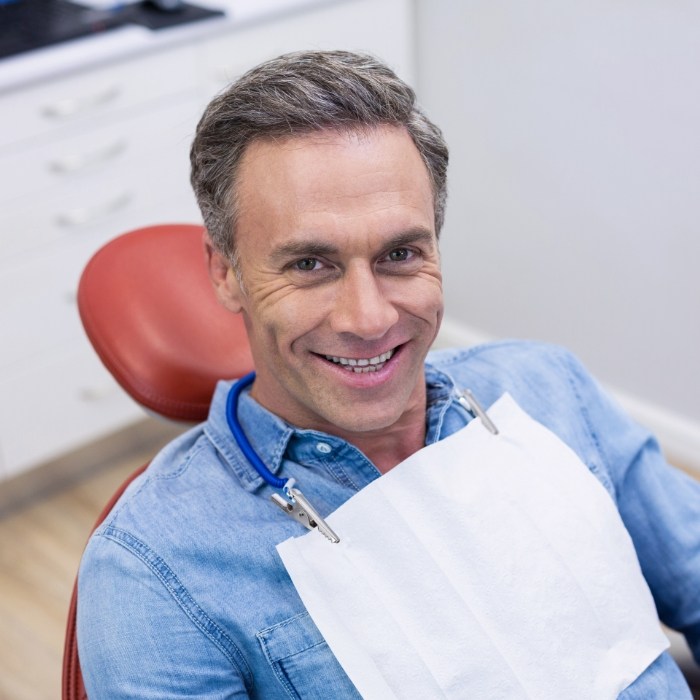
[277,394,668,699]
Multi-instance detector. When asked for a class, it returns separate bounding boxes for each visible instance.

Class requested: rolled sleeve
[566,352,700,663]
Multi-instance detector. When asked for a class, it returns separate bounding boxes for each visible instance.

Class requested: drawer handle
[55,191,132,228]
[49,139,127,175]
[41,85,121,120]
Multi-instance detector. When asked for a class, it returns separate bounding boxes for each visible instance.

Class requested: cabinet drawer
[1,170,198,262]
[0,342,144,477]
[0,124,200,262]
[0,237,86,369]
[1,91,200,208]
[0,44,198,152]
[0,193,202,370]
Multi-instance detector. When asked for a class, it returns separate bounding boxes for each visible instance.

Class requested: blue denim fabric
[77,341,699,699]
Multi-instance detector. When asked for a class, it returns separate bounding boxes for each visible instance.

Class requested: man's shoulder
[428,339,579,385]
[426,339,596,432]
[92,424,235,542]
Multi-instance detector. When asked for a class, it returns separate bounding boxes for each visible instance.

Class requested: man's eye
[294,258,320,271]
[387,248,411,262]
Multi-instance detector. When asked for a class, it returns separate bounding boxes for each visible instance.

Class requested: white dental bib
[277,394,668,699]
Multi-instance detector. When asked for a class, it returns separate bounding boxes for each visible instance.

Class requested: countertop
[0,0,335,95]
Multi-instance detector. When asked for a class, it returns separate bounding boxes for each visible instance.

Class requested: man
[78,51,700,698]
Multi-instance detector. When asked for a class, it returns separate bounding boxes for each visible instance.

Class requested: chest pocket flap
[257,611,361,700]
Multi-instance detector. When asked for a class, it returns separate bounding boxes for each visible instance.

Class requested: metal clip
[458,389,499,435]
[271,487,340,543]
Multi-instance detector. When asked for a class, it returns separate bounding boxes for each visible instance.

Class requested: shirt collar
[205,359,462,491]
[205,379,292,491]
[424,360,460,444]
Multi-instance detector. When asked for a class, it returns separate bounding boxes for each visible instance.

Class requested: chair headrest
[78,224,254,422]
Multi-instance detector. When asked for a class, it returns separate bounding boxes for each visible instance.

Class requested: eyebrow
[269,227,436,264]
[270,240,339,263]
[384,227,436,251]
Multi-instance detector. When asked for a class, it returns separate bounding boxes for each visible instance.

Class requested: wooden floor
[0,446,152,700]
[1,439,698,700]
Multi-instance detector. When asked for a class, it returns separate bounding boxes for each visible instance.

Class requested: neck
[327,399,428,474]
[351,425,426,474]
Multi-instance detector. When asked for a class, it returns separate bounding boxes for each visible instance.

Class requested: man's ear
[203,234,244,314]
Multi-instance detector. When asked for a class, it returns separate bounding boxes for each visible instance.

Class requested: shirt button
[316,442,332,454]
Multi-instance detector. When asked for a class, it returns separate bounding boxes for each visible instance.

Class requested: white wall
[416,0,700,462]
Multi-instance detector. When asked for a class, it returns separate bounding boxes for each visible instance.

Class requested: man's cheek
[400,285,443,317]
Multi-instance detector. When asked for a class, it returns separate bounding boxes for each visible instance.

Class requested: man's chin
[310,397,415,437]
[326,414,400,436]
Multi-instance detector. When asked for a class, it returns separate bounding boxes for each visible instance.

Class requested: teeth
[324,349,395,372]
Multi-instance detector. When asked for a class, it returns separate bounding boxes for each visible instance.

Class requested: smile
[323,349,395,373]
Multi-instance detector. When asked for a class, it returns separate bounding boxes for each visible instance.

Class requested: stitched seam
[258,611,310,636]
[84,323,210,417]
[324,450,365,491]
[98,441,208,526]
[256,611,325,699]
[256,610,326,656]
[434,341,510,367]
[430,394,462,443]
[256,632,300,700]
[561,350,617,499]
[99,527,254,691]
[205,424,265,489]
[274,640,326,660]
[270,428,294,473]
[150,438,209,482]
[433,339,567,371]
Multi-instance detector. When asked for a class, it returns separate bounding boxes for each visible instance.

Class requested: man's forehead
[231,124,435,256]
[236,125,424,181]
[235,126,431,206]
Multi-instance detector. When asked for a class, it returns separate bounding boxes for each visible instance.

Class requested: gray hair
[190,50,449,261]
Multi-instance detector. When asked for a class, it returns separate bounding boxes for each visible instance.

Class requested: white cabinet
[0,45,199,151]
[0,0,413,481]
[1,94,201,259]
[0,46,203,479]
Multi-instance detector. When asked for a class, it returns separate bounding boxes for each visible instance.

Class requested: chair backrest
[77,223,253,420]
[62,224,253,699]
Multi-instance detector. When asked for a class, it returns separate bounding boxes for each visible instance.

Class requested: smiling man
[207,126,443,471]
[77,51,700,698]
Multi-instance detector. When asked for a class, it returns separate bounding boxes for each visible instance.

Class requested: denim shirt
[77,341,700,699]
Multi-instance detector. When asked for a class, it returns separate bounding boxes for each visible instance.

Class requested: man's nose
[329,264,399,339]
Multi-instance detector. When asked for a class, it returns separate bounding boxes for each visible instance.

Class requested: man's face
[209,126,443,439]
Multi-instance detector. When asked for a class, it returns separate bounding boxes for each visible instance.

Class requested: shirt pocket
[257,611,362,700]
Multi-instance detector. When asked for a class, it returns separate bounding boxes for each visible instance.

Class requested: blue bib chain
[225,372,340,542]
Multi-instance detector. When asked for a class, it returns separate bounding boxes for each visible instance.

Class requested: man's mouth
[323,348,395,373]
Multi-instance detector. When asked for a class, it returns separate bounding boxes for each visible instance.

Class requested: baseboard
[435,317,700,475]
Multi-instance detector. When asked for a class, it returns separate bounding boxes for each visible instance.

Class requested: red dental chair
[60,224,700,699]
[61,223,254,700]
